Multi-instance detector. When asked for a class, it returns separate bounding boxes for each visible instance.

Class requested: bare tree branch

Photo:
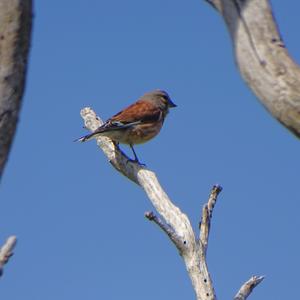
[0,236,17,277]
[0,0,33,180]
[80,107,215,300]
[80,108,195,242]
[79,107,263,300]
[234,276,265,300]
[205,0,300,138]
[199,184,222,254]
[145,211,185,253]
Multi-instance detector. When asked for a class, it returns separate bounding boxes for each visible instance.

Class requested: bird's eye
[163,95,170,102]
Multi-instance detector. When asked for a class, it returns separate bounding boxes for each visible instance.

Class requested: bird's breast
[120,121,163,145]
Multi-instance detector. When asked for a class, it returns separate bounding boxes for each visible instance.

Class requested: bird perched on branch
[76,90,177,163]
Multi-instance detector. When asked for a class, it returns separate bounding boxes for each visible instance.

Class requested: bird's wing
[109,100,162,126]
[92,100,162,134]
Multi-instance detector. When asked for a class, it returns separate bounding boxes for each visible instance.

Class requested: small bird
[76,90,176,163]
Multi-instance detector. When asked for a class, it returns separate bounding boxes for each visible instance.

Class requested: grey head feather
[140,90,177,109]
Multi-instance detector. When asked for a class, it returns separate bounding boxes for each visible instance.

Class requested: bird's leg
[130,144,139,162]
[113,141,127,158]
[112,141,120,152]
[112,141,124,156]
[129,144,144,165]
[113,141,139,165]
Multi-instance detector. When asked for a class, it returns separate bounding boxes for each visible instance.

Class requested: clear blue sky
[1,1,300,299]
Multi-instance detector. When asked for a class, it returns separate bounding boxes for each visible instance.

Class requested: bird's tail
[73,132,97,142]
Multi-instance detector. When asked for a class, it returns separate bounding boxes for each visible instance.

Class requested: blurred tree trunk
[0,0,32,180]
[206,0,300,138]
[0,0,32,278]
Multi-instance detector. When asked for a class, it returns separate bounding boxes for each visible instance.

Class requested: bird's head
[141,90,177,111]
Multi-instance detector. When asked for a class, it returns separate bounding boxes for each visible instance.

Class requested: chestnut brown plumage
[76,90,176,163]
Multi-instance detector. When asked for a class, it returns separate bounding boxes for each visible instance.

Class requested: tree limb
[79,107,263,300]
[0,0,33,180]
[80,107,214,299]
[205,0,300,138]
[145,211,184,253]
[199,184,222,255]
[234,276,265,300]
[0,236,17,277]
[80,108,195,244]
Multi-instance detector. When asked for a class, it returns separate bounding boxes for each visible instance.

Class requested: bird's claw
[126,157,146,166]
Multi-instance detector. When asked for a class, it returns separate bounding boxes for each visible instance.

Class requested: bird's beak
[168,100,177,108]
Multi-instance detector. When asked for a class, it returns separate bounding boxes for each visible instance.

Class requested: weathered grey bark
[234,276,265,300]
[206,0,300,138]
[0,0,32,279]
[0,0,32,180]
[0,236,17,277]
[79,108,263,300]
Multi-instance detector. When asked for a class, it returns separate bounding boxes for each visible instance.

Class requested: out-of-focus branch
[0,236,17,277]
[205,0,300,138]
[0,0,33,180]
[234,276,265,300]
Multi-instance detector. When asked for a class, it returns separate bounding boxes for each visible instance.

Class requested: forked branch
[145,211,184,253]
[79,107,263,299]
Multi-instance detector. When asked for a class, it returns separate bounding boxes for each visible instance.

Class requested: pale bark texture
[206,0,300,138]
[0,236,17,277]
[234,276,265,300]
[0,0,32,180]
[79,108,263,300]
[0,0,32,279]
